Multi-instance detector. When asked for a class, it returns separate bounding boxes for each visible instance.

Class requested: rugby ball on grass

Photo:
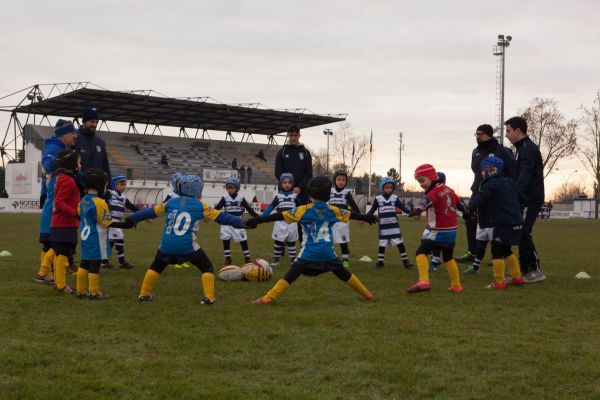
[218,265,244,281]
[242,259,273,282]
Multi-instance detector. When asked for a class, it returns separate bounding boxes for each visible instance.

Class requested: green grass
[1,214,599,400]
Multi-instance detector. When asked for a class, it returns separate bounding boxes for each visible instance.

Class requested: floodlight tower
[493,34,512,145]
[323,128,333,174]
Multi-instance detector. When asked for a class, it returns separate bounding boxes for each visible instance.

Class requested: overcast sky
[1,0,598,196]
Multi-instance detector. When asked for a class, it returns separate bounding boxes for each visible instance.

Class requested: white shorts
[379,237,403,247]
[272,220,298,243]
[476,224,494,241]
[333,221,350,244]
[108,227,124,240]
[220,225,247,242]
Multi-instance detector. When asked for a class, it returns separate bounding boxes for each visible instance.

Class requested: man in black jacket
[275,125,313,205]
[505,116,546,283]
[75,106,111,180]
[458,124,515,273]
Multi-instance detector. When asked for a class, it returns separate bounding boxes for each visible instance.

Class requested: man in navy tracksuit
[275,124,313,205]
[459,124,516,274]
[505,116,546,283]
[75,106,111,181]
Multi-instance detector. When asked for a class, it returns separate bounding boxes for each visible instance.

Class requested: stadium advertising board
[202,169,237,182]
[0,198,41,213]
[10,165,33,195]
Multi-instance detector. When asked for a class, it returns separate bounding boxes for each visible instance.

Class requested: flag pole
[368,129,373,201]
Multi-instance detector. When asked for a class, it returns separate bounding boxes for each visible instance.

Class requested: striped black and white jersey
[368,194,410,239]
[328,188,360,211]
[107,189,138,221]
[215,193,258,217]
[262,191,299,215]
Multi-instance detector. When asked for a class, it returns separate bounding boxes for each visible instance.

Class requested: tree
[579,90,600,218]
[519,98,578,178]
[331,122,369,178]
[552,182,587,203]
[386,168,404,191]
[309,147,329,177]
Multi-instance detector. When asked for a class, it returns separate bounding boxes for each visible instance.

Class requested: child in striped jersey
[328,171,361,268]
[367,177,413,268]
[102,175,141,269]
[215,177,258,265]
[262,173,301,266]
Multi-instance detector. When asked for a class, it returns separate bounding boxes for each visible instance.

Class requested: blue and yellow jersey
[79,194,113,260]
[152,196,223,254]
[282,201,350,261]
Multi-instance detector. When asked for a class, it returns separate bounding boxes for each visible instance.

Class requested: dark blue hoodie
[74,126,111,180]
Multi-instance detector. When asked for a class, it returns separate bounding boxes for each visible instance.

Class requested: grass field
[1,213,599,400]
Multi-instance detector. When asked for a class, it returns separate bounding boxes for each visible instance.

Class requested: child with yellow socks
[127,174,244,305]
[467,156,525,289]
[245,176,376,305]
[76,169,135,299]
[407,164,467,293]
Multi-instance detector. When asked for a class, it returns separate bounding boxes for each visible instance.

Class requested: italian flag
[369,129,373,154]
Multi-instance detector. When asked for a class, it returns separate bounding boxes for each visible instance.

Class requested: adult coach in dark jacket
[505,116,545,283]
[275,124,313,204]
[75,106,111,180]
[457,124,516,264]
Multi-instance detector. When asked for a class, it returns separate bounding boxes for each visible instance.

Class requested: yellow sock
[77,268,88,294]
[201,272,215,302]
[346,274,372,299]
[444,259,461,289]
[492,259,506,284]
[89,273,99,295]
[140,269,159,296]
[264,279,289,301]
[38,248,55,276]
[505,254,521,279]
[53,255,69,289]
[39,251,46,273]
[416,254,430,283]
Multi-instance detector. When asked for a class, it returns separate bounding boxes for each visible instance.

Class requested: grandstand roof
[12,87,346,135]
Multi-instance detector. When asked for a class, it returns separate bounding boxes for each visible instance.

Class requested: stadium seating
[24,124,281,185]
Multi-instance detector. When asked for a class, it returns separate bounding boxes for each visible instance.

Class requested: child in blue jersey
[328,170,361,268]
[215,177,258,265]
[262,173,301,266]
[128,174,244,304]
[367,177,413,268]
[245,176,376,305]
[76,169,135,299]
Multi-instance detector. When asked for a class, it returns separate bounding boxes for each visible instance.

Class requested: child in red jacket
[49,149,81,294]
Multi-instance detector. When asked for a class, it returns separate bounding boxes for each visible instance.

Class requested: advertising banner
[10,165,33,195]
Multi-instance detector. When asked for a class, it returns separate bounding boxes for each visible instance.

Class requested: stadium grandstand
[0,82,345,210]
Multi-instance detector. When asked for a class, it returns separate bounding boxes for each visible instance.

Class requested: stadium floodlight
[493,34,513,145]
[323,129,333,174]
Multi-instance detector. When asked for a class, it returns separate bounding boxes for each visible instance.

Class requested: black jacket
[470,138,516,194]
[75,126,111,179]
[468,174,524,228]
[275,143,313,196]
[514,136,545,205]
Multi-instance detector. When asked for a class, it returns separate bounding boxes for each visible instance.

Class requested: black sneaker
[87,291,110,300]
[455,251,475,263]
[119,261,134,269]
[403,260,413,269]
[200,297,215,305]
[138,293,155,303]
[375,261,384,268]
[101,262,115,269]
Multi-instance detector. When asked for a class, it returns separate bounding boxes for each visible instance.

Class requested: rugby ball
[243,259,273,282]
[218,265,244,281]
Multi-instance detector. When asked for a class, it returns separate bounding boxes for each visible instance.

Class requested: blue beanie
[54,119,76,137]
[480,156,504,179]
[82,106,100,122]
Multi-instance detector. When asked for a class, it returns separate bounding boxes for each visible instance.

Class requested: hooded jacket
[74,126,111,179]
[513,136,545,205]
[468,173,525,228]
[470,138,516,195]
[40,137,67,197]
[275,143,313,200]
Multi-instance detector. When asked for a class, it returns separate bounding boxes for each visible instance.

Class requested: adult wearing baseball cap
[457,124,516,274]
[75,106,111,181]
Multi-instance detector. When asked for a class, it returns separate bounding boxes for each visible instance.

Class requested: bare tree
[309,147,329,177]
[331,122,369,178]
[552,182,587,203]
[579,90,600,218]
[519,98,578,178]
